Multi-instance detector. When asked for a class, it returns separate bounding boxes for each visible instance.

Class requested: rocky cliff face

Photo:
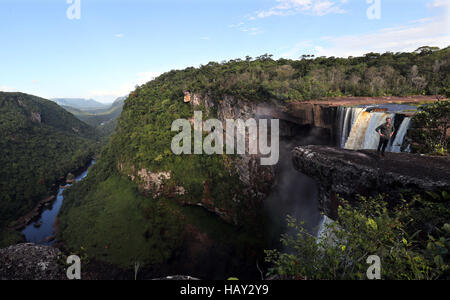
[182,92,277,215]
[182,92,338,200]
[176,92,348,222]
[292,146,450,218]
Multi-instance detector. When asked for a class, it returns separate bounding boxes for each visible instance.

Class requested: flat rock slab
[292,146,450,217]
[295,146,450,184]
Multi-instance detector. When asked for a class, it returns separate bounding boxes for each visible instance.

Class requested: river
[22,160,95,245]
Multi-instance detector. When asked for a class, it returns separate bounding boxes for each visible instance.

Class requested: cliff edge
[292,146,450,218]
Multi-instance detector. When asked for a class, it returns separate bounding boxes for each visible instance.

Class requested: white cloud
[255,0,347,18]
[428,0,450,8]
[228,22,244,28]
[114,33,125,38]
[89,71,161,102]
[241,27,264,35]
[200,36,210,40]
[230,0,346,36]
[228,22,264,35]
[281,40,314,58]
[0,86,18,92]
[282,16,450,58]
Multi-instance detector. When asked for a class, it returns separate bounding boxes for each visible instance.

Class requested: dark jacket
[376,122,394,140]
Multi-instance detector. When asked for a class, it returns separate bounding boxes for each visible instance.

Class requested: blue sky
[0,0,449,102]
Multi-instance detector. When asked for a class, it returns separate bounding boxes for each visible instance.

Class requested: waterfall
[337,106,411,152]
[390,117,412,153]
[337,107,363,148]
[362,112,396,150]
[344,111,372,150]
[316,215,336,245]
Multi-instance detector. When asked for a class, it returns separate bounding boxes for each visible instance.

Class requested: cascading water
[344,111,372,150]
[390,117,412,153]
[337,106,412,152]
[337,107,364,148]
[362,112,396,150]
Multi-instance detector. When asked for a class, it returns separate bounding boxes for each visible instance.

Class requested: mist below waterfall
[264,127,328,246]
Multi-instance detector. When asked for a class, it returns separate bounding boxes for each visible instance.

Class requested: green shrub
[265,196,449,280]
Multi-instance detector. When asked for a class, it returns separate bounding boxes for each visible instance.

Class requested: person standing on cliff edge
[376,117,395,157]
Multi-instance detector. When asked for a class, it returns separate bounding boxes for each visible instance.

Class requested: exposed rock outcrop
[292,146,450,218]
[0,243,204,280]
[137,169,171,197]
[31,112,41,123]
[183,92,277,214]
[118,163,185,198]
[0,243,64,280]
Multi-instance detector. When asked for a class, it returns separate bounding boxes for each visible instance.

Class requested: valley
[0,92,99,247]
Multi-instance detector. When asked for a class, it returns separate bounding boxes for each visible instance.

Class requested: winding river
[22,160,95,245]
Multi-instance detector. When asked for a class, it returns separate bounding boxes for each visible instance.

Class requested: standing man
[376,117,395,157]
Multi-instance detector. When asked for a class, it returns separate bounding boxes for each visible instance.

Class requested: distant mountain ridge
[51,98,107,110]
[57,95,127,137]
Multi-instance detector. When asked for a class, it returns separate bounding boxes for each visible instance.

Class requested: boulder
[0,243,64,280]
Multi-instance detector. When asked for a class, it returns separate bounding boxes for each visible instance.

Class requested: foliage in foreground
[265,195,449,280]
[410,99,450,154]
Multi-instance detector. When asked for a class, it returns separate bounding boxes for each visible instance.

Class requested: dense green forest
[0,92,99,246]
[156,46,449,103]
[58,47,450,275]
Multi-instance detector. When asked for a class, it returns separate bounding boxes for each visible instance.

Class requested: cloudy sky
[0,0,449,102]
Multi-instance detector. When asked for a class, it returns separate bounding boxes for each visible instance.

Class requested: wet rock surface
[292,146,450,218]
[0,243,64,280]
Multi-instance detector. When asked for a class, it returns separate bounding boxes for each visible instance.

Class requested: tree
[415,46,440,55]
[411,100,450,154]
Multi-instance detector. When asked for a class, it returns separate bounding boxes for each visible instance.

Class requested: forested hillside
[58,47,450,275]
[0,92,99,245]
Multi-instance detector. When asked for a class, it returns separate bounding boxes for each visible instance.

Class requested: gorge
[1,47,449,280]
